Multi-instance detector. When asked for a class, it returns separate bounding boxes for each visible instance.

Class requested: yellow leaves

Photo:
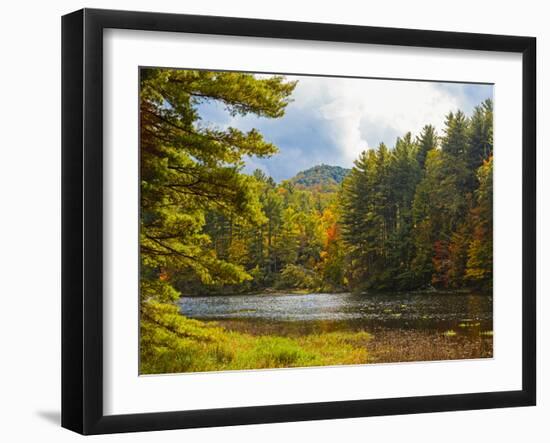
[227,238,249,266]
[141,68,297,299]
[142,300,224,344]
[321,207,335,223]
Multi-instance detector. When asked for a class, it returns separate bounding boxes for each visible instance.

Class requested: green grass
[140,301,371,374]
[139,301,493,374]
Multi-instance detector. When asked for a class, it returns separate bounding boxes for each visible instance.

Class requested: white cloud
[287,76,469,164]
[197,74,492,180]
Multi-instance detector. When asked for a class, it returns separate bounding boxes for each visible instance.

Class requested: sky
[197,74,493,182]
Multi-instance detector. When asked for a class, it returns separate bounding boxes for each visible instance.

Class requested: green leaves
[140,69,296,301]
[140,67,493,302]
[465,157,493,290]
[341,101,493,291]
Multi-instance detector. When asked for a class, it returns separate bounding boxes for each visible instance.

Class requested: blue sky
[196,75,493,182]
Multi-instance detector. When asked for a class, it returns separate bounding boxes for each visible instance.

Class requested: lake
[179,291,492,335]
[178,291,493,363]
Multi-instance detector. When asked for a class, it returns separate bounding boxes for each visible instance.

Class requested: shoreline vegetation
[179,287,487,297]
[139,68,493,373]
[141,301,372,374]
[141,300,492,375]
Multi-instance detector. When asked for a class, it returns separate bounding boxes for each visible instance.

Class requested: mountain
[290,164,351,188]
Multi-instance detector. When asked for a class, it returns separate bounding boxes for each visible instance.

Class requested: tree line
[140,68,493,314]
[341,104,493,292]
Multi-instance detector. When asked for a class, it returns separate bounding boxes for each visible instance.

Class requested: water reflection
[179,292,493,336]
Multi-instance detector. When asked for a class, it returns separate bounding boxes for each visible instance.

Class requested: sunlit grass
[140,301,493,374]
[140,301,372,374]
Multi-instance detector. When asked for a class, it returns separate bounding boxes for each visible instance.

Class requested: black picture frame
[62,8,536,435]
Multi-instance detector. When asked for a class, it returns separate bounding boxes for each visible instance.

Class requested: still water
[179,292,493,336]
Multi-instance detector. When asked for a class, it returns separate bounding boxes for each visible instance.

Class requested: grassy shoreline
[140,302,492,375]
[141,305,372,374]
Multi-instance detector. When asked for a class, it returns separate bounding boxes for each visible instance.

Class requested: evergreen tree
[140,68,296,354]
[416,124,438,170]
[412,149,469,287]
[341,148,380,289]
[442,110,469,157]
[465,157,493,290]
[466,99,493,191]
[386,133,421,288]
[141,67,493,302]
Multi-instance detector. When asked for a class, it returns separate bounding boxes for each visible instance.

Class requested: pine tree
[465,157,493,290]
[466,99,493,192]
[140,68,296,358]
[416,124,438,170]
[442,110,469,157]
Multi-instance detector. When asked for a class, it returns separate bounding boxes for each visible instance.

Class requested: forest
[139,68,493,373]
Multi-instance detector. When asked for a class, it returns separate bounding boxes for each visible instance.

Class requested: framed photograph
[62,8,536,435]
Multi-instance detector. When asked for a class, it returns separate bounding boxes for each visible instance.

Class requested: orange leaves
[325,223,339,245]
[159,270,170,281]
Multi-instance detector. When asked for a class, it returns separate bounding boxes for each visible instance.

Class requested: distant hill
[290,164,351,188]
